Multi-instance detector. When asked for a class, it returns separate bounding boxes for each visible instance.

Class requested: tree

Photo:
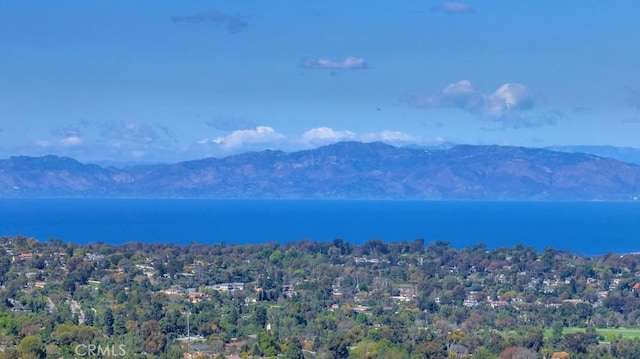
[563,332,598,354]
[116,290,127,304]
[17,335,46,359]
[0,349,19,359]
[521,326,543,352]
[474,348,498,359]
[113,312,127,335]
[550,322,563,347]
[258,330,279,357]
[413,339,447,359]
[499,346,537,359]
[283,338,304,359]
[327,332,350,359]
[84,308,95,326]
[141,320,167,355]
[103,308,114,336]
[254,305,268,328]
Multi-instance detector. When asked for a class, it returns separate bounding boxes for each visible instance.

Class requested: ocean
[1,199,638,255]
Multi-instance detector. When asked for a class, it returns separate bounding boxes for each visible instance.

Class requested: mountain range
[2,141,640,200]
[544,145,640,166]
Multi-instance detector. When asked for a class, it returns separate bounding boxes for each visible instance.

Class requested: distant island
[2,235,640,358]
[2,141,640,200]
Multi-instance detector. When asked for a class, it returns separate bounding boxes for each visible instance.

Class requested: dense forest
[2,235,640,358]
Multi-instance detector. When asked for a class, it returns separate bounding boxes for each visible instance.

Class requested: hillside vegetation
[2,236,640,357]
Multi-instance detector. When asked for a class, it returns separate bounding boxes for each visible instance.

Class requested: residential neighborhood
[2,236,640,358]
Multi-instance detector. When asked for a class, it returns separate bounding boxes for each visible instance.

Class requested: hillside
[2,142,640,200]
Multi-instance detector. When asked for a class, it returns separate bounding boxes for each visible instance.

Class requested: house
[632,283,640,292]
[188,291,209,303]
[609,278,621,290]
[354,257,389,264]
[391,295,411,302]
[85,253,105,261]
[208,283,245,292]
[163,288,184,296]
[490,300,509,308]
[17,252,33,261]
[135,264,154,271]
[463,297,479,308]
[183,351,216,359]
[562,299,586,305]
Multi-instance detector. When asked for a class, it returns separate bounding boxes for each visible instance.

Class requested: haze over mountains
[1,142,640,201]
[544,146,640,166]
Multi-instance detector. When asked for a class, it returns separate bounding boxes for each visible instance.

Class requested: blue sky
[1,1,639,162]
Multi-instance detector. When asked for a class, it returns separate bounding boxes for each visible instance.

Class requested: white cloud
[361,130,416,143]
[440,80,484,109]
[35,140,51,148]
[431,2,476,15]
[203,126,285,149]
[301,56,368,70]
[485,83,533,117]
[10,121,182,163]
[300,128,418,148]
[99,121,171,144]
[60,136,82,146]
[51,124,84,138]
[16,124,443,163]
[197,126,437,154]
[407,80,555,128]
[301,127,355,144]
[171,9,248,34]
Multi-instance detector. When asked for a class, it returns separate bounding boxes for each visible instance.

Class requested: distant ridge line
[1,141,640,200]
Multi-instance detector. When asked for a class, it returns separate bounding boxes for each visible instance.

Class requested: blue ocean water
[1,199,639,255]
